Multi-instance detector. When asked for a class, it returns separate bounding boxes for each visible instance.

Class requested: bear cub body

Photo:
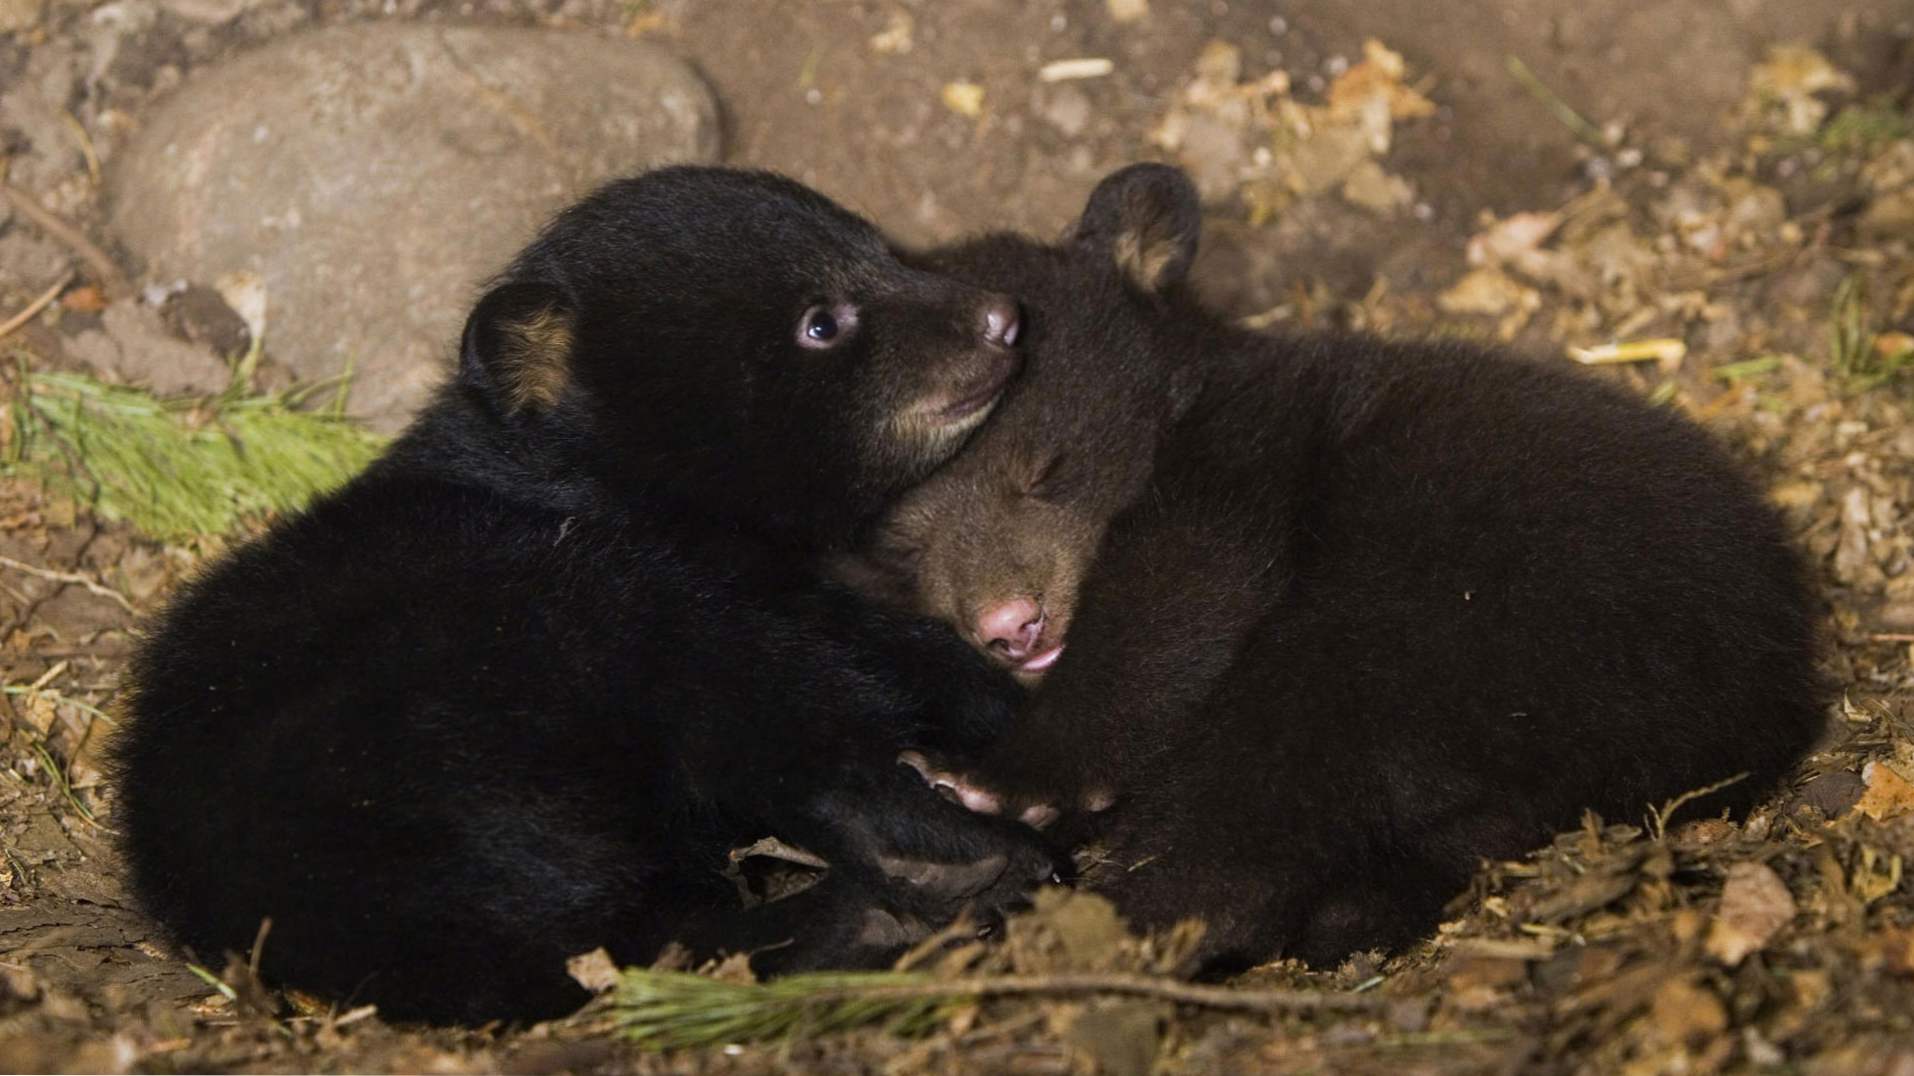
[114,168,1056,1024]
[852,165,1826,971]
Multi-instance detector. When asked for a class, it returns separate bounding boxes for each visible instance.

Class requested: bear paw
[898,750,1113,829]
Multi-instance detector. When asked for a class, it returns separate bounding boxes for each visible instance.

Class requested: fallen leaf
[1648,977,1728,1045]
[1790,968,1831,1008]
[59,285,107,313]
[1857,928,1914,976]
[1326,39,1436,125]
[565,947,620,993]
[941,81,985,118]
[868,9,912,54]
[1705,862,1794,966]
[1850,845,1903,905]
[1746,45,1855,135]
[1855,760,1914,821]
[213,269,269,344]
[1767,480,1824,512]
[1440,268,1537,318]
[1467,211,1563,267]
[1340,158,1414,214]
[1438,267,1541,338]
[1105,0,1148,23]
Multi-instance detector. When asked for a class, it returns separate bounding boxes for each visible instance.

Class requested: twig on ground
[1648,772,1749,841]
[1505,55,1607,148]
[0,554,137,613]
[0,181,131,299]
[0,272,75,341]
[59,111,103,187]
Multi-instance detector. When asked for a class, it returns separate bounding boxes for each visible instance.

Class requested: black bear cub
[850,164,1827,970]
[114,168,1058,1024]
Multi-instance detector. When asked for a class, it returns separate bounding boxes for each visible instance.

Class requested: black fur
[880,164,1827,970]
[113,168,1055,1024]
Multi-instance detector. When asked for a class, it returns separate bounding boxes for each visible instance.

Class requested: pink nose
[977,597,1044,660]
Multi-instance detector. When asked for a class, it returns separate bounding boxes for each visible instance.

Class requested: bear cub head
[452,167,1022,546]
[837,164,1205,683]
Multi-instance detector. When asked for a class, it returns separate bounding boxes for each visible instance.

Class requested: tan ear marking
[495,306,574,412]
[1112,229,1180,292]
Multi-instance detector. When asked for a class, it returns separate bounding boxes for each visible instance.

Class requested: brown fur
[860,164,1825,976]
[839,216,1193,682]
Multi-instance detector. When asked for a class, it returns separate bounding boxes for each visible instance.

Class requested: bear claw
[898,750,1077,828]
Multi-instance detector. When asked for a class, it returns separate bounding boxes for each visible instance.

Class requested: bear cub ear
[461,280,577,415]
[1069,163,1201,294]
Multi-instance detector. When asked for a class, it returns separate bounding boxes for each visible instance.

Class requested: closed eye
[1024,450,1073,501]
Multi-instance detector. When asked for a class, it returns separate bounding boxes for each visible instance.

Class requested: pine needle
[4,370,385,541]
[610,967,1381,1051]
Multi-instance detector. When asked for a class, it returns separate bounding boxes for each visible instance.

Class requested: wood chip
[1039,58,1115,83]
[1705,862,1795,966]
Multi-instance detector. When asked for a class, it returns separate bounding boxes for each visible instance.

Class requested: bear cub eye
[797,303,860,350]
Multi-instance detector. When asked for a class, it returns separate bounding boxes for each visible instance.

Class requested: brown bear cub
[845,164,1826,971]
[115,168,1057,1025]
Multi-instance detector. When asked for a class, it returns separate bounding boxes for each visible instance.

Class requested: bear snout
[979,296,1021,350]
[977,597,1045,660]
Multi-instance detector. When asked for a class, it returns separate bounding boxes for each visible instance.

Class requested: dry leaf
[1439,267,1541,338]
[59,285,107,313]
[1746,46,1855,135]
[868,10,912,54]
[1705,862,1794,966]
[1340,158,1414,214]
[1850,845,1902,906]
[941,81,985,118]
[1325,39,1436,125]
[1105,0,1148,23]
[1790,968,1832,1008]
[1440,268,1535,318]
[1856,928,1914,977]
[1855,761,1914,822]
[565,947,620,993]
[1467,211,1563,268]
[1648,977,1728,1045]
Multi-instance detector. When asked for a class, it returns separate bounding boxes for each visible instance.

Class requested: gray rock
[109,25,721,430]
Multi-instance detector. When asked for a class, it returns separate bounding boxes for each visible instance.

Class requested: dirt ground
[3,0,1914,1072]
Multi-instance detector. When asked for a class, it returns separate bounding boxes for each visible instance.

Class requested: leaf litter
[1,22,1913,1076]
